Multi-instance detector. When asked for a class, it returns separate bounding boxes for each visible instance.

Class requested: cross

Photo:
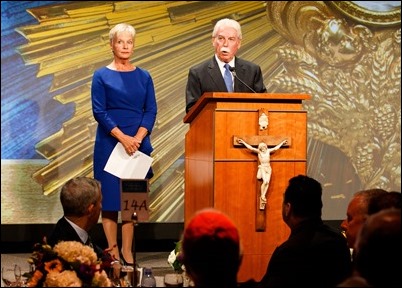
[233,108,291,231]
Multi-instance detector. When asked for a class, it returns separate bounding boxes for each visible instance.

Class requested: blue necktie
[224,63,233,92]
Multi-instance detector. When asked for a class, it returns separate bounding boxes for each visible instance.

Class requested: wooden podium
[183,92,310,282]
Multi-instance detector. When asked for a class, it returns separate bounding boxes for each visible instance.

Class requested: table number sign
[120,179,150,222]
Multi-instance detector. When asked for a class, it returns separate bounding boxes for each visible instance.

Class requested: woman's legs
[102,211,119,261]
[121,221,134,264]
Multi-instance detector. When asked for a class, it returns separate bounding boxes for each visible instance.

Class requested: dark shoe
[120,250,134,266]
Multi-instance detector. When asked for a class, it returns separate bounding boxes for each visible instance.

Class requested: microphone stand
[229,66,257,93]
[131,212,139,287]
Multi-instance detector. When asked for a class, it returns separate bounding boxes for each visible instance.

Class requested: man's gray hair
[212,18,242,39]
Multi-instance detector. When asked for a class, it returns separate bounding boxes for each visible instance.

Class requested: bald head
[341,188,387,248]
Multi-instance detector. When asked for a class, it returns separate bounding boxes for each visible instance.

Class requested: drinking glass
[120,265,134,287]
[2,265,21,287]
[14,265,21,286]
[109,261,134,287]
[109,261,122,287]
[164,273,183,287]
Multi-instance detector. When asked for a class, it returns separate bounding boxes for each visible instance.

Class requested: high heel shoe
[120,250,134,266]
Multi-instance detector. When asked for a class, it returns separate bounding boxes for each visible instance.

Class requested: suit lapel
[234,58,246,91]
[208,57,227,91]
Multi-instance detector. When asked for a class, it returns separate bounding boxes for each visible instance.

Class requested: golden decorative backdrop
[1,1,400,224]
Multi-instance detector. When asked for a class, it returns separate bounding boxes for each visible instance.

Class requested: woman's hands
[121,135,141,156]
[110,127,144,156]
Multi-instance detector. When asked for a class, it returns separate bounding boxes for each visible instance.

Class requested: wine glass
[110,261,134,287]
[109,261,122,287]
[109,261,135,287]
[164,273,183,287]
[14,265,22,287]
[2,265,18,287]
[120,265,134,287]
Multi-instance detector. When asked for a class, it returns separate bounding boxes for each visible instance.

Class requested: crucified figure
[238,138,287,209]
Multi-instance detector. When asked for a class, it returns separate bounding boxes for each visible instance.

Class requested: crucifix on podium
[233,108,290,231]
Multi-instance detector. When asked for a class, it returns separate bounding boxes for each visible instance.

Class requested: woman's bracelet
[134,136,142,144]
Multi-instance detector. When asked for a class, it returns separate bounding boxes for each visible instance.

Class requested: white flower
[167,242,184,273]
[167,250,177,266]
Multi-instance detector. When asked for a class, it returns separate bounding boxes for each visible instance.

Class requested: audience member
[340,188,387,250]
[185,18,266,113]
[258,175,352,288]
[367,191,401,215]
[181,208,243,288]
[47,177,108,260]
[338,208,401,287]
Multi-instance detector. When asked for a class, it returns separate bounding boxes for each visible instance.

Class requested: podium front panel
[183,93,309,282]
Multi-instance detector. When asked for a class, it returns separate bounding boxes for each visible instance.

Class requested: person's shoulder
[93,66,109,77]
[189,57,215,71]
[135,66,146,71]
[318,223,349,244]
[236,57,261,69]
[320,223,343,235]
[52,216,67,226]
[135,66,151,75]
[46,217,65,245]
[94,66,108,73]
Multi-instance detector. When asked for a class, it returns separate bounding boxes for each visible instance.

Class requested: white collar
[64,216,88,244]
[215,55,235,69]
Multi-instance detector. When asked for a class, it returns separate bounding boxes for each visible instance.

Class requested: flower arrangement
[25,241,112,287]
[167,241,184,273]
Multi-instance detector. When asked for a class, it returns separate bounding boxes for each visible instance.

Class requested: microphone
[229,66,257,93]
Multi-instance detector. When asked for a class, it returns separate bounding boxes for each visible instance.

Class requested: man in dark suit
[47,177,110,261]
[185,18,266,113]
[258,175,352,288]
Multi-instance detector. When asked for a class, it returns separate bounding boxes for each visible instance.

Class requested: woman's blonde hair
[109,23,136,42]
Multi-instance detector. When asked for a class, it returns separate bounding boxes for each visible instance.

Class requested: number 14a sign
[120,179,150,222]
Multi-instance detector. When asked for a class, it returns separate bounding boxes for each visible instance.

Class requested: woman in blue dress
[91,23,157,264]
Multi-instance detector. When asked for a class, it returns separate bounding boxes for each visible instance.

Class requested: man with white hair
[185,18,266,113]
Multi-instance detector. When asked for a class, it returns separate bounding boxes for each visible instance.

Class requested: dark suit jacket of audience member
[185,56,266,113]
[47,217,107,261]
[259,218,352,288]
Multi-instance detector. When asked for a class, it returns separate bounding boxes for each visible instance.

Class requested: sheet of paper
[104,142,153,179]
